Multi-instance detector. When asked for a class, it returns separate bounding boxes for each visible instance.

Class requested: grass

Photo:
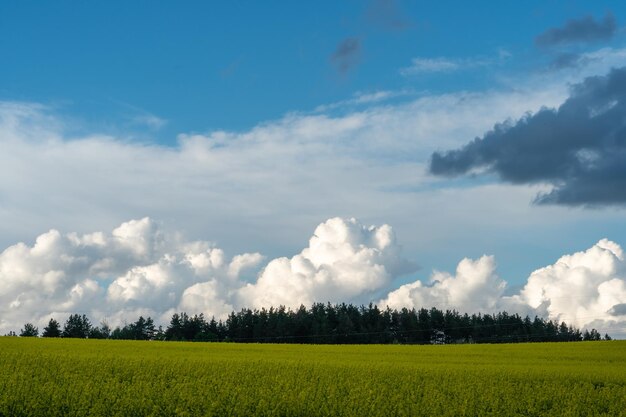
[0,337,624,416]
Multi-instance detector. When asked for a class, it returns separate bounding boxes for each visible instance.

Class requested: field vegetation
[0,337,624,416]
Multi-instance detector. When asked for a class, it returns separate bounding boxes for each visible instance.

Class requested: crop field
[0,338,624,416]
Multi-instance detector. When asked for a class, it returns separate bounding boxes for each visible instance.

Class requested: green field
[0,338,624,416]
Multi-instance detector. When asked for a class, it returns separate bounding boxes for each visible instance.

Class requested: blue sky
[1,1,620,140]
[2,1,626,336]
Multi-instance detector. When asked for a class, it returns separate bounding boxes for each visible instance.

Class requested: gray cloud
[609,303,626,316]
[430,66,626,206]
[550,53,585,70]
[365,0,411,31]
[535,13,617,47]
[331,37,361,74]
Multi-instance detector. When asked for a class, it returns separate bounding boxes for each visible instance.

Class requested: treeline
[13,303,612,344]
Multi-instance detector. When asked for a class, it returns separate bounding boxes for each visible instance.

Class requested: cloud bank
[382,239,626,337]
[0,217,412,333]
[0,83,569,274]
[2,218,625,338]
[430,66,626,206]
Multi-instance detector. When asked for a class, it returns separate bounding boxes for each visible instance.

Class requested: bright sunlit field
[0,338,624,416]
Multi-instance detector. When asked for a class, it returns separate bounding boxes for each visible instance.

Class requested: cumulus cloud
[0,217,264,333]
[1,216,625,338]
[380,255,506,313]
[513,239,626,334]
[238,217,416,308]
[430,66,626,206]
[331,37,361,74]
[379,240,626,337]
[0,216,413,334]
[535,13,617,47]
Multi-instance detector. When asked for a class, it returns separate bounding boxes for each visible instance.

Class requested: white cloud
[1,217,625,338]
[0,217,263,332]
[237,217,415,308]
[0,216,412,334]
[109,99,167,130]
[399,55,498,76]
[400,57,462,74]
[515,239,626,331]
[379,239,626,338]
[313,89,414,112]
[131,114,167,130]
[0,84,567,268]
[380,255,506,313]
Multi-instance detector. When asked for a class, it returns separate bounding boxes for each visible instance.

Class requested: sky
[1,1,626,337]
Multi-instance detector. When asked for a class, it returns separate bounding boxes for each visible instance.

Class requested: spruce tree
[42,318,61,337]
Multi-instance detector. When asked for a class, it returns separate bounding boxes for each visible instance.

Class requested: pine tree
[19,322,38,337]
[62,314,91,338]
[42,318,61,337]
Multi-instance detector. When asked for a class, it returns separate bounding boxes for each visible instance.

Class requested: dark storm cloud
[331,37,361,74]
[535,13,617,47]
[429,67,626,206]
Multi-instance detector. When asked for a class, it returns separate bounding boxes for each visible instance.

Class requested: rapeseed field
[0,338,624,416]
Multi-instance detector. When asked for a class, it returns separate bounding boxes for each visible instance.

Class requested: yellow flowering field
[0,338,624,416]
